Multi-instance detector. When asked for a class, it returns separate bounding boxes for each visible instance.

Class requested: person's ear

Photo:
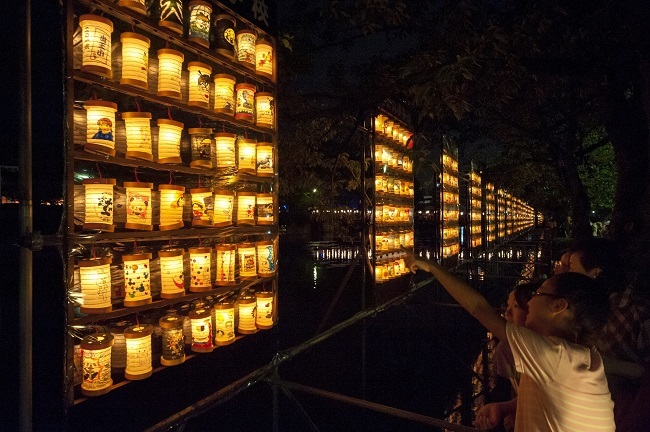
[550,298,570,314]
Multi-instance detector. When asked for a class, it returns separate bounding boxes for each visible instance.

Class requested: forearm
[498,398,518,416]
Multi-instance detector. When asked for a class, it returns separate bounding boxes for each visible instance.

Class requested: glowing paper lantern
[124,181,153,231]
[159,311,185,366]
[214,302,235,345]
[83,178,116,232]
[190,305,213,352]
[237,138,256,174]
[120,32,150,90]
[156,119,184,164]
[256,291,274,329]
[79,15,113,79]
[237,243,257,279]
[124,324,153,380]
[256,193,273,225]
[188,1,212,48]
[384,120,394,137]
[158,249,185,299]
[235,83,255,122]
[215,132,236,168]
[215,244,237,286]
[256,143,273,177]
[158,0,184,34]
[213,74,236,115]
[236,30,256,68]
[187,62,212,108]
[123,252,152,307]
[188,128,213,168]
[256,241,275,276]
[84,100,118,156]
[190,188,213,227]
[212,190,234,227]
[188,247,212,291]
[237,297,257,334]
[118,0,147,14]
[236,192,256,226]
[81,332,114,397]
[255,39,274,79]
[157,49,184,100]
[78,257,112,314]
[158,184,185,230]
[122,111,153,161]
[214,14,236,59]
[255,92,274,128]
[375,115,386,135]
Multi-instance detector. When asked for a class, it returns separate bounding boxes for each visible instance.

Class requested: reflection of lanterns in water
[212,190,234,227]
[79,15,113,79]
[190,187,212,227]
[187,0,212,48]
[236,30,256,68]
[156,49,184,100]
[83,178,116,232]
[215,132,236,168]
[187,62,212,108]
[213,74,236,115]
[124,181,153,231]
[214,302,236,346]
[236,192,256,226]
[235,83,255,122]
[81,332,114,397]
[238,243,257,279]
[255,39,274,79]
[124,324,153,380]
[190,305,213,352]
[84,100,118,156]
[237,137,257,174]
[256,241,275,277]
[215,244,237,286]
[159,311,185,366]
[158,249,185,299]
[122,252,152,307]
[237,296,257,334]
[122,111,153,162]
[188,128,213,169]
[158,184,185,230]
[255,92,274,129]
[255,291,274,329]
[78,257,113,314]
[156,119,184,164]
[256,143,273,177]
[188,247,212,292]
[120,32,150,90]
[256,193,274,225]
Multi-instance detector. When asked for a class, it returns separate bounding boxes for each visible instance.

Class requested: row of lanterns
[374,114,413,148]
[375,229,414,252]
[375,204,413,224]
[441,150,460,258]
[375,252,412,283]
[375,176,414,197]
[374,145,413,173]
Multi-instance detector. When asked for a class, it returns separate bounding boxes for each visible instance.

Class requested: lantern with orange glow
[235,83,255,122]
[237,296,257,334]
[84,100,118,156]
[83,178,116,232]
[156,49,184,100]
[158,184,185,230]
[122,111,153,161]
[190,305,213,352]
[256,291,274,329]
[212,190,234,227]
[213,74,236,115]
[237,137,256,174]
[188,247,211,291]
[118,0,147,14]
[236,192,256,225]
[190,187,212,227]
[391,124,401,143]
[120,32,150,90]
[158,249,185,299]
[236,30,256,68]
[256,193,273,225]
[256,241,275,276]
[124,324,153,380]
[255,93,274,128]
[158,0,183,34]
[215,244,237,285]
[375,114,386,135]
[187,0,212,48]
[213,302,235,345]
[256,143,273,177]
[156,119,183,164]
[159,311,185,366]
[214,14,236,58]
[187,62,212,108]
[188,128,213,168]
[237,243,257,279]
[80,332,114,397]
[214,132,236,168]
[123,252,152,307]
[255,39,274,79]
[79,15,113,79]
[78,257,112,314]
[124,182,153,231]
[384,120,394,137]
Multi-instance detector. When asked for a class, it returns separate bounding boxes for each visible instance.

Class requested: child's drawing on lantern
[237,90,253,112]
[127,193,149,219]
[92,118,114,141]
[189,6,211,41]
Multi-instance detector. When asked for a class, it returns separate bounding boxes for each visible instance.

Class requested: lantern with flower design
[84,100,118,156]
[188,247,211,292]
[124,182,153,231]
[122,252,152,307]
[83,178,116,232]
[214,244,237,286]
[79,15,113,79]
[158,249,185,299]
[255,39,274,79]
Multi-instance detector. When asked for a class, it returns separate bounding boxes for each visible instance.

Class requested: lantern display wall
[256,241,275,277]
[255,291,274,329]
[188,247,212,291]
[214,14,236,59]
[255,93,274,128]
[256,143,273,177]
[124,324,153,380]
[159,312,185,366]
[237,138,257,174]
[213,303,236,345]
[236,30,256,68]
[158,184,185,230]
[122,112,153,161]
[80,332,114,397]
[83,178,116,232]
[156,119,184,164]
[190,188,213,227]
[256,193,273,225]
[122,253,152,307]
[236,192,256,225]
[187,1,212,48]
[157,0,183,34]
[255,39,274,79]
[158,249,185,299]
[78,257,112,314]
[120,32,150,90]
[215,244,237,285]
[187,62,212,108]
[238,243,257,279]
[84,100,118,156]
[212,190,234,227]
[235,83,255,122]
[188,128,213,168]
[215,132,237,168]
[124,182,153,231]
[157,49,184,100]
[190,305,213,352]
[213,74,236,115]
[79,15,113,79]
[237,297,257,334]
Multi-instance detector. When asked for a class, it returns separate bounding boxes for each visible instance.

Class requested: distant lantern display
[79,15,113,79]
[256,193,273,225]
[255,39,274,79]
[235,83,255,122]
[78,257,112,314]
[214,14,236,59]
[158,0,184,34]
[236,192,256,225]
[156,119,184,164]
[375,114,386,134]
[84,100,118,156]
[187,62,212,108]
[158,249,185,299]
[215,132,236,168]
[237,243,257,279]
[122,252,152,307]
[83,178,116,232]
[124,182,153,231]
[80,331,114,397]
[188,247,212,291]
[256,291,274,329]
[190,187,212,227]
[237,137,256,174]
[256,241,275,276]
[215,244,237,286]
[236,30,256,68]
[156,49,184,100]
[188,128,213,168]
[159,311,185,366]
[213,302,235,345]
[256,143,273,177]
[124,324,153,380]
[118,0,147,14]
[122,111,153,161]
[237,296,257,334]
[384,120,394,137]
[190,305,213,352]
[213,74,236,115]
[255,92,274,128]
[158,184,185,230]
[212,190,234,227]
[120,32,150,90]
[187,1,212,48]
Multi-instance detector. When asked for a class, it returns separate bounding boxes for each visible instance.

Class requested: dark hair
[513,281,542,313]
[571,237,625,292]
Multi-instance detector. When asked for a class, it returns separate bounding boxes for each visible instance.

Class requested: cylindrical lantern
[256,193,273,225]
[237,296,257,334]
[190,187,213,227]
[123,253,152,307]
[188,128,213,168]
[255,92,274,129]
[213,74,236,115]
[214,302,236,345]
[236,192,256,225]
[215,132,236,168]
[124,324,153,380]
[215,244,237,286]
[158,0,184,34]
[158,184,185,230]
[236,30,256,68]
[156,119,184,164]
[109,322,128,371]
[255,39,274,79]
[256,241,275,277]
[157,49,184,100]
[256,143,273,177]
[237,137,257,174]
[84,100,118,156]
[190,305,213,352]
[214,14,236,59]
[188,247,212,291]
[120,32,150,90]
[81,332,114,397]
[79,15,113,79]
[122,111,153,161]
[118,0,147,14]
[384,120,394,137]
[235,83,255,122]
[78,257,113,314]
[212,190,234,227]
[187,62,212,108]
[83,178,116,232]
[158,249,185,299]
[188,1,212,48]
[256,291,274,329]
[159,311,185,366]
[124,182,153,231]
[238,242,257,279]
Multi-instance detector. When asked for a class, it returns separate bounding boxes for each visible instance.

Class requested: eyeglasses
[531,290,565,299]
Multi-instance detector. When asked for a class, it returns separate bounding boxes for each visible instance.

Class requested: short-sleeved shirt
[506,323,615,432]
[495,339,519,394]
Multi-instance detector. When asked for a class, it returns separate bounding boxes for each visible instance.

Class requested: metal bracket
[19,231,44,251]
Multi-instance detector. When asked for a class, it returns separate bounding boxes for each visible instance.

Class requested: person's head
[553,250,572,275]
[504,281,539,326]
[97,117,112,133]
[569,238,624,291]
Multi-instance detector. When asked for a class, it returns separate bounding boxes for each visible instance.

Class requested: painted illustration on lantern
[195,70,210,93]
[91,118,114,141]
[125,263,149,298]
[95,193,113,220]
[189,7,211,40]
[257,153,272,170]
[261,244,274,272]
[166,332,184,358]
[196,137,211,159]
[127,193,149,219]
[215,312,234,339]
[257,49,272,70]
[190,254,211,286]
[223,28,235,46]
[237,89,253,113]
[192,194,212,220]
[242,251,256,273]
[82,355,104,382]
[159,0,183,22]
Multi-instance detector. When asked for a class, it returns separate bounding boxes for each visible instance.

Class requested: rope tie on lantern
[95,162,103,178]
[134,167,140,182]
[134,99,141,112]
[168,171,173,184]
[197,115,202,127]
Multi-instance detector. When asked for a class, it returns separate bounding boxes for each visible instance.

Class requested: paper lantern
[109,322,128,371]
[188,128,213,168]
[384,120,394,137]
[213,74,236,115]
[256,193,273,225]
[215,244,237,286]
[159,311,185,366]
[215,132,236,168]
[123,252,152,307]
[158,184,185,230]
[188,247,212,291]
[256,291,274,329]
[182,314,192,345]
[158,249,185,299]
[213,302,236,345]
[79,15,113,79]
[158,0,183,34]
[255,92,274,128]
[236,192,256,225]
[120,32,150,90]
[375,260,384,283]
[256,143,273,177]
[375,115,386,135]
[156,119,184,164]
[83,178,116,232]
[124,182,153,231]
[187,62,212,108]
[122,111,153,161]
[190,305,213,352]
[118,0,147,14]
[124,324,153,380]
[84,100,118,156]
[188,1,212,48]
[255,39,274,79]
[235,83,255,122]
[237,297,257,334]
[156,49,184,100]
[237,138,256,174]
[236,30,256,68]
[214,14,236,58]
[190,188,213,227]
[238,243,257,279]
[256,241,275,277]
[212,190,234,227]
[391,124,401,143]
[80,332,114,397]
[78,257,112,314]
